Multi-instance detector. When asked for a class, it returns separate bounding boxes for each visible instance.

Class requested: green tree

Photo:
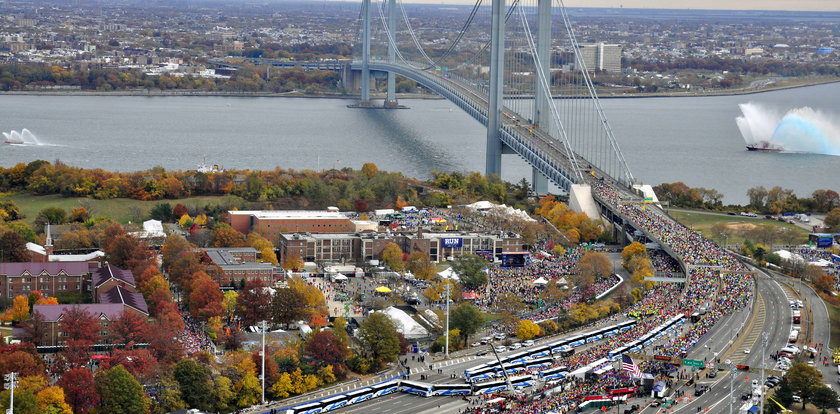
[0,388,38,414]
[34,206,67,231]
[234,373,261,408]
[173,359,212,411]
[451,254,487,290]
[450,303,484,346]
[151,378,186,414]
[211,376,235,413]
[773,377,794,409]
[271,287,308,327]
[357,312,401,370]
[94,364,151,414]
[786,362,823,409]
[811,385,839,411]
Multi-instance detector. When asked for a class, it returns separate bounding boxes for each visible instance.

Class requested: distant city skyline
[399,0,840,11]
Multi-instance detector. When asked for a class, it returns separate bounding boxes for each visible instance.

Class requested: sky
[400,0,840,11]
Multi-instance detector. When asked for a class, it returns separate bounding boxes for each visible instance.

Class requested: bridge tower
[384,0,400,108]
[349,0,406,109]
[531,0,552,195]
[359,0,372,106]
[485,0,505,178]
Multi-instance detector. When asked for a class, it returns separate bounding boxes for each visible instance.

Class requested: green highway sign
[683,359,705,368]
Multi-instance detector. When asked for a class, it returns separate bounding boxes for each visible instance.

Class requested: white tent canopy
[557,277,568,285]
[532,277,549,285]
[438,267,460,281]
[380,306,429,339]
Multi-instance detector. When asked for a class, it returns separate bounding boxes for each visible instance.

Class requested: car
[708,370,717,378]
[793,395,802,402]
[508,343,522,351]
[481,336,492,343]
[523,340,535,347]
[744,349,751,354]
[476,351,488,357]
[494,333,507,340]
[727,212,736,216]
[741,393,752,401]
[494,346,506,353]
[471,342,482,347]
[752,380,759,388]
[695,386,709,396]
[797,300,804,308]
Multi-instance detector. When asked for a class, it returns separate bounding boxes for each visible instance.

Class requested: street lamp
[259,320,268,405]
[726,360,736,414]
[4,372,18,414]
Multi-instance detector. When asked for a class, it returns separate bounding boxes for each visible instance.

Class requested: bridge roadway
[353,61,586,193]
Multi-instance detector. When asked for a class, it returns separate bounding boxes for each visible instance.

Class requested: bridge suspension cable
[515,4,584,182]
[555,0,635,185]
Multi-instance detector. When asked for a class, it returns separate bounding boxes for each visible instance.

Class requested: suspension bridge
[345,0,635,198]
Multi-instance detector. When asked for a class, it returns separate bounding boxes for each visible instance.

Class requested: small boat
[746,141,783,152]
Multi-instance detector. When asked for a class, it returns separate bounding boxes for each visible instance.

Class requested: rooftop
[0,262,90,276]
[229,210,347,220]
[92,264,136,287]
[33,304,126,322]
[99,285,149,315]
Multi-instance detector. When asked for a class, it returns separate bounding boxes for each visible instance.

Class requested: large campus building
[279,231,523,265]
[201,247,277,287]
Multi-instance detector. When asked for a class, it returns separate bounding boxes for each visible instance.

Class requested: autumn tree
[212,224,246,247]
[108,311,150,346]
[361,162,379,179]
[0,230,30,262]
[282,253,304,271]
[36,385,73,414]
[3,294,30,322]
[825,207,840,233]
[380,242,405,272]
[575,251,613,289]
[236,279,273,326]
[58,305,100,343]
[406,251,435,280]
[271,287,308,327]
[94,364,151,414]
[188,271,225,321]
[786,362,824,409]
[102,225,153,275]
[515,319,542,340]
[161,233,192,270]
[304,330,348,366]
[621,242,647,269]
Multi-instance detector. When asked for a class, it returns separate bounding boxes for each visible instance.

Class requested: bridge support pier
[485,0,505,177]
[532,168,548,195]
[385,0,399,108]
[359,0,372,106]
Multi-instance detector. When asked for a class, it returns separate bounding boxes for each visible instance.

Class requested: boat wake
[736,103,840,155]
[2,129,59,146]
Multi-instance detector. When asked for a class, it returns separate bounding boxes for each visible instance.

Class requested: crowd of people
[461,179,754,413]
[178,312,215,355]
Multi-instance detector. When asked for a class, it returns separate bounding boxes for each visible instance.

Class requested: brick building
[30,303,147,347]
[0,262,90,299]
[201,247,276,287]
[228,210,355,240]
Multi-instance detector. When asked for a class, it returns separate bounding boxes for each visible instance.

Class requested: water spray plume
[2,128,43,145]
[736,103,840,156]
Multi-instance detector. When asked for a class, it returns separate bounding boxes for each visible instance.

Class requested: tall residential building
[574,43,622,73]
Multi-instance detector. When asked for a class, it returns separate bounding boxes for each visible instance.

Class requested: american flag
[622,354,642,378]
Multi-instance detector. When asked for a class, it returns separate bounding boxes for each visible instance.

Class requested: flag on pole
[622,354,642,378]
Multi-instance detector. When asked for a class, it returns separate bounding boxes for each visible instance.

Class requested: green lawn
[2,193,246,224]
[668,210,810,246]
[825,301,840,349]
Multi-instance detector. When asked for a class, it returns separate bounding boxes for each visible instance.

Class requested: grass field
[2,193,247,224]
[668,209,811,246]
[825,301,840,349]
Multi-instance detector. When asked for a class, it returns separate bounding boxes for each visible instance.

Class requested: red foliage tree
[56,339,94,372]
[58,367,99,414]
[103,225,154,276]
[0,348,47,378]
[17,310,49,346]
[108,310,150,346]
[100,348,157,382]
[147,322,185,364]
[172,203,188,218]
[235,279,272,326]
[155,300,185,332]
[304,330,346,366]
[188,272,224,321]
[59,305,101,343]
[251,350,280,386]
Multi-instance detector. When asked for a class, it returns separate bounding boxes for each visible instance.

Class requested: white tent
[438,267,460,281]
[332,273,348,281]
[532,277,549,285]
[775,250,805,263]
[809,259,833,268]
[381,306,429,339]
[557,277,568,285]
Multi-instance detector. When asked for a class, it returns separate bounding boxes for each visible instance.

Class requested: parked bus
[370,381,399,397]
[431,383,472,396]
[399,380,435,397]
[285,401,323,414]
[319,394,348,412]
[344,387,374,405]
[539,366,569,381]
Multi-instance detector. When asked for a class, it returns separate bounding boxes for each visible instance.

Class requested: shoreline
[1,77,837,99]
